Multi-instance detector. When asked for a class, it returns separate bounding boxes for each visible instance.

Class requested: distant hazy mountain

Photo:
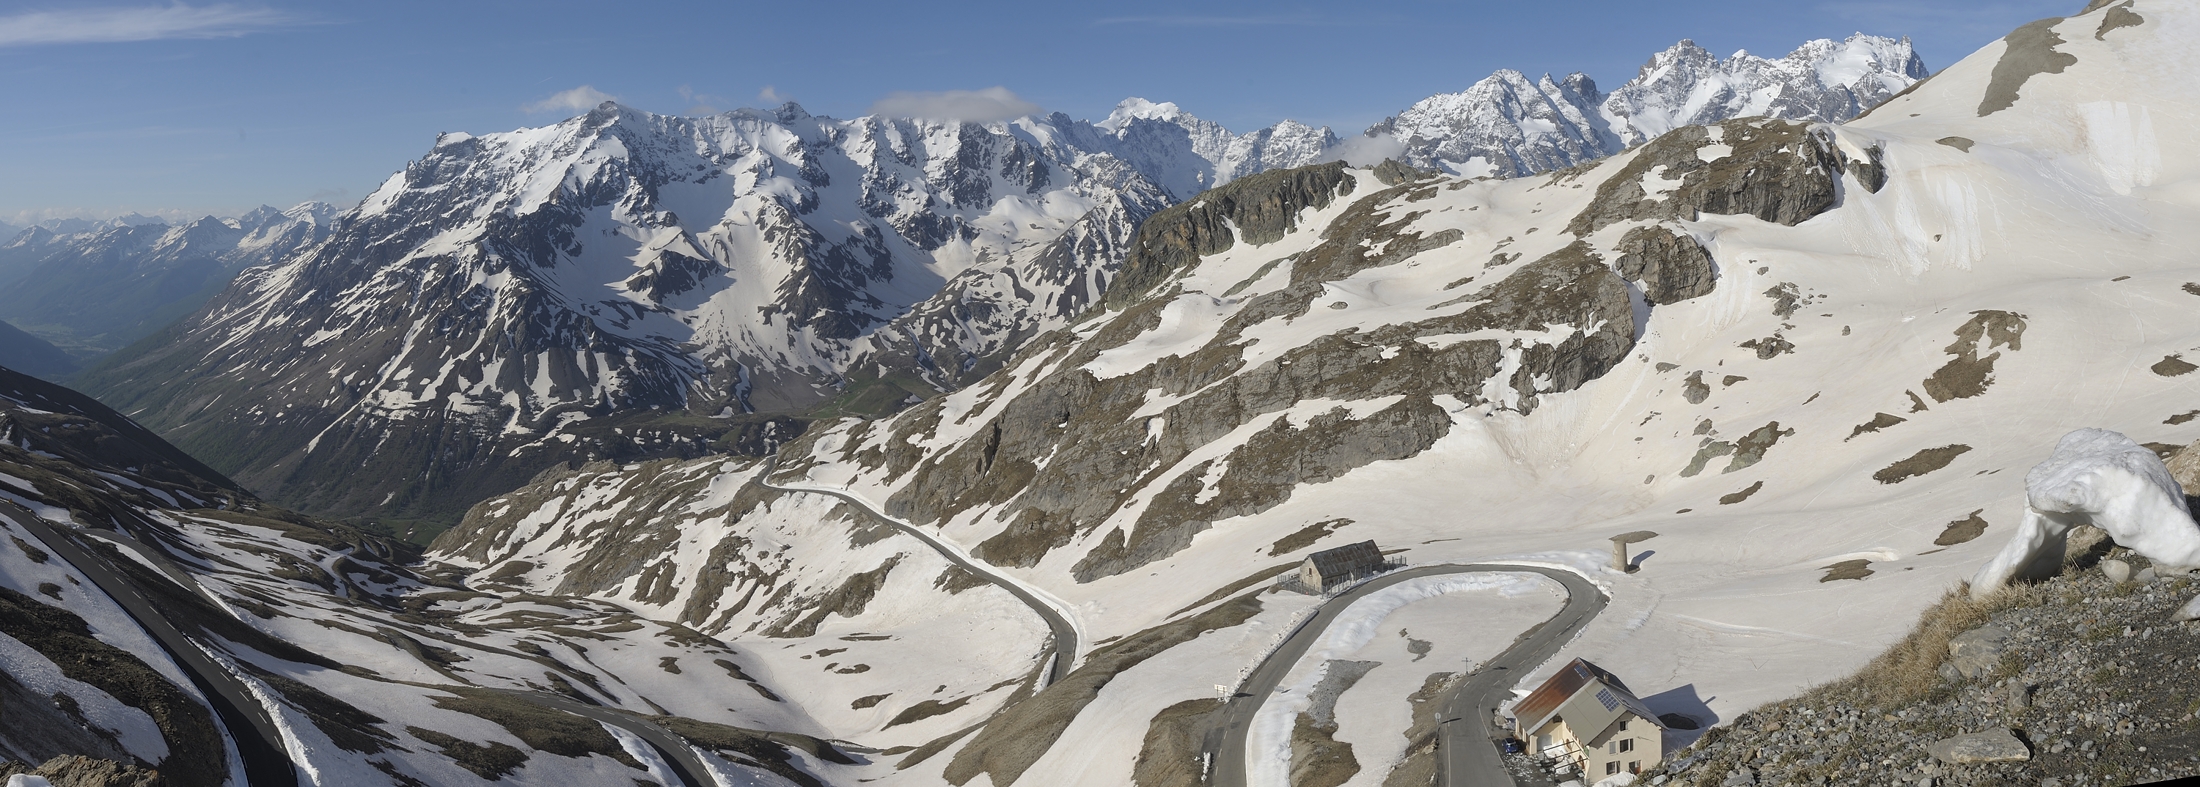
[0,203,336,356]
[0,318,77,380]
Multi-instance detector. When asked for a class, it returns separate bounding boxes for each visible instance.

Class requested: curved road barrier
[754,458,1080,687]
[1209,563,1606,787]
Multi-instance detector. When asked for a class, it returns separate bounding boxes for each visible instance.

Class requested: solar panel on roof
[1596,689,1619,711]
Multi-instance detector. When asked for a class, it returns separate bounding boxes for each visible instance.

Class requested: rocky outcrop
[2166,438,2200,496]
[1646,555,2200,787]
[1614,225,1717,304]
[0,587,224,787]
[1106,162,1354,309]
[0,755,163,787]
[1922,311,2027,403]
[1565,119,1854,237]
[1979,18,2078,116]
[866,222,1633,580]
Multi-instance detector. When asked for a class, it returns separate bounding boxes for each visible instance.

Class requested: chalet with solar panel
[1296,540,1384,591]
[1511,658,1665,779]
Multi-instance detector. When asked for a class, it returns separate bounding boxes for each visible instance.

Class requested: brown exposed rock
[1107,163,1355,310]
[1820,559,1874,582]
[1268,518,1353,557]
[1873,444,1974,484]
[1935,510,1990,546]
[1131,698,1223,787]
[1923,311,2027,402]
[0,755,164,787]
[1565,119,1850,238]
[1980,17,2077,116]
[1720,481,1766,505]
[1683,371,1711,404]
[1846,412,1906,441]
[765,555,902,638]
[2150,354,2197,377]
[2162,438,2200,496]
[1614,225,1717,304]
[2096,1,2144,39]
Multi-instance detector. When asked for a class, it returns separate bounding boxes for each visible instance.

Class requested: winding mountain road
[4,501,716,787]
[1208,563,1605,787]
[754,458,1081,686]
[0,501,300,787]
[481,689,708,787]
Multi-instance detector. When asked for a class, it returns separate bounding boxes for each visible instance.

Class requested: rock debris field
[1646,541,2200,787]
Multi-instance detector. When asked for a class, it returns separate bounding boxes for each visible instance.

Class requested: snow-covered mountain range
[431,3,2200,784]
[0,203,338,358]
[3,3,2193,787]
[1371,34,1929,177]
[78,34,1924,529]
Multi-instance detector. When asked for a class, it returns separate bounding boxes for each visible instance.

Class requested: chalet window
[1630,761,1642,773]
[1606,762,1622,776]
[1618,719,1629,731]
[1619,739,1634,753]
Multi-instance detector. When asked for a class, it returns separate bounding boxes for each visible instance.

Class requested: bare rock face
[1106,162,1355,310]
[850,168,1637,582]
[1614,225,1717,304]
[0,755,164,787]
[2165,438,2200,496]
[1566,119,1854,238]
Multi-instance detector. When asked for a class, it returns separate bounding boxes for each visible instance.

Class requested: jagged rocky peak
[1373,33,1927,177]
[1373,69,1620,178]
[76,98,1287,525]
[1603,34,1930,145]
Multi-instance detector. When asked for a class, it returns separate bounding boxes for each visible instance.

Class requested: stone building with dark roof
[1512,658,1666,779]
[1297,540,1385,591]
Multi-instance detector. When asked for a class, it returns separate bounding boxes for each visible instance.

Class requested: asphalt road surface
[1208,563,1606,787]
[755,458,1080,686]
[0,501,301,787]
[6,502,716,787]
[485,689,709,787]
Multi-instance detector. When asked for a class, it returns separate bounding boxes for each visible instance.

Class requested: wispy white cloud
[758,85,791,105]
[678,85,730,114]
[523,85,617,114]
[1319,133,1405,167]
[0,3,307,47]
[1092,13,1326,27]
[869,86,1040,123]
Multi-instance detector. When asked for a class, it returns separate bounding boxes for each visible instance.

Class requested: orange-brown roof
[1513,658,1629,731]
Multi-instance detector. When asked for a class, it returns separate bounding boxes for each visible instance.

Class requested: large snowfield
[2,3,2196,787]
[747,4,2200,784]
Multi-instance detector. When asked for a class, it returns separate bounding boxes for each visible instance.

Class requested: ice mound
[1971,429,2200,597]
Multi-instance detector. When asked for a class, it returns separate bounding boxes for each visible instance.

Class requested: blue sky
[0,0,2076,223]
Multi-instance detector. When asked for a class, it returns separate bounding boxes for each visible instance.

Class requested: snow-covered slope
[0,363,855,786]
[75,101,1337,527]
[1373,34,1928,177]
[443,3,2195,784]
[0,203,337,356]
[76,34,1917,531]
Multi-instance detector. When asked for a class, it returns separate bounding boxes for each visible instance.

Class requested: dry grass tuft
[1803,580,2046,708]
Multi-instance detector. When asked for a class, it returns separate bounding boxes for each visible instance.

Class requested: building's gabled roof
[1514,658,1665,737]
[1305,540,1382,578]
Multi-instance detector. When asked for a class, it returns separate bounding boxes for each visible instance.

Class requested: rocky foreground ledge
[1646,537,2200,787]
